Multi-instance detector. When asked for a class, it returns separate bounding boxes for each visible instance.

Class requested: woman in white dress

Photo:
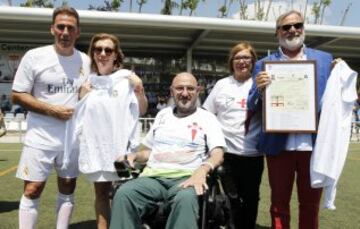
[79,33,147,229]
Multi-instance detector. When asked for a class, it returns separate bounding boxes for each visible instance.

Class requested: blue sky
[4,0,360,27]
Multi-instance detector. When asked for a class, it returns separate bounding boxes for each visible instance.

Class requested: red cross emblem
[188,122,203,141]
[237,98,247,108]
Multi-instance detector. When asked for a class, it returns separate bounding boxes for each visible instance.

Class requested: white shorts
[85,171,120,182]
[16,145,79,182]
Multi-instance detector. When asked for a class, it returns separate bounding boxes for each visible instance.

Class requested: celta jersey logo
[187,122,203,141]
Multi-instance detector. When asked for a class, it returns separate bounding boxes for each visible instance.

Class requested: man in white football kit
[11,7,90,229]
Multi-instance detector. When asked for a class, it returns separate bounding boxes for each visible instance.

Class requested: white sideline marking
[0,165,17,177]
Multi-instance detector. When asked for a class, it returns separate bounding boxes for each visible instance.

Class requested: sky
[2,0,360,27]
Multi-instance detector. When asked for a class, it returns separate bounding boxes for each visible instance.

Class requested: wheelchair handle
[114,158,142,178]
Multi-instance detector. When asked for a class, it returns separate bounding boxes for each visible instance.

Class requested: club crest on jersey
[112,90,118,97]
[79,67,85,77]
[188,122,203,141]
[23,166,29,176]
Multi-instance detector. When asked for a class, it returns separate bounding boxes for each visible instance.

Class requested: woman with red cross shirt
[203,41,263,229]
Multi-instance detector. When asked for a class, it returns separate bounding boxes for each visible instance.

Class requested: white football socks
[56,193,74,229]
[19,195,39,229]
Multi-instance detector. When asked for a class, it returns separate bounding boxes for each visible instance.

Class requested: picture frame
[263,60,318,133]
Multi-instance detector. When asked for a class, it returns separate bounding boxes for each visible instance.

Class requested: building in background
[1,6,360,115]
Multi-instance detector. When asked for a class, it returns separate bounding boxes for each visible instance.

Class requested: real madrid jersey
[12,45,90,151]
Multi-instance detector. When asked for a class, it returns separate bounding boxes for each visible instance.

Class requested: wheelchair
[110,160,231,229]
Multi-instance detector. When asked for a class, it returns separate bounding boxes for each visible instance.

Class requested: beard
[279,33,305,51]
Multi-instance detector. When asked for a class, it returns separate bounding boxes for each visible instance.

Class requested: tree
[60,0,68,7]
[227,0,234,17]
[312,2,321,24]
[89,0,123,11]
[185,0,200,16]
[218,0,234,18]
[339,2,352,26]
[319,0,332,24]
[264,0,273,21]
[160,0,178,15]
[218,5,227,18]
[238,0,248,20]
[303,0,309,22]
[179,0,187,15]
[312,0,331,24]
[20,0,54,8]
[254,0,265,20]
[129,0,133,12]
[137,0,147,13]
[111,0,122,10]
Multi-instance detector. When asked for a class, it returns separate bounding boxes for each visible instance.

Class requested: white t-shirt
[156,102,167,111]
[12,45,90,151]
[64,69,140,174]
[80,69,139,174]
[143,107,227,172]
[203,76,261,156]
[278,47,313,151]
[310,61,358,209]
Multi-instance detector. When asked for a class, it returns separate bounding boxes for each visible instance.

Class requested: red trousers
[266,151,322,229]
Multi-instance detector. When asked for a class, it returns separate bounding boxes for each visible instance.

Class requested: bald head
[170,72,199,117]
[171,72,198,88]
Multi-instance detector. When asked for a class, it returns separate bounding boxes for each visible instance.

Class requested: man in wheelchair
[109,72,226,229]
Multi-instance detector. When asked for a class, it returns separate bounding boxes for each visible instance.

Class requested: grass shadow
[256,224,271,229]
[69,220,96,229]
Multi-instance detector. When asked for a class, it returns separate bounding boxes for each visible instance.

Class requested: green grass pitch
[0,143,359,228]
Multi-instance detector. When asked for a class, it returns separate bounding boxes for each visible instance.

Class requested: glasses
[55,24,76,33]
[94,47,115,56]
[279,22,304,31]
[233,55,252,62]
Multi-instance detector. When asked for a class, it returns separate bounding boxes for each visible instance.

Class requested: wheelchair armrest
[206,165,225,184]
[114,160,146,178]
[214,165,225,176]
[204,165,224,200]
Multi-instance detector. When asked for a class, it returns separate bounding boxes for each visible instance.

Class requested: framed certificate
[263,60,317,133]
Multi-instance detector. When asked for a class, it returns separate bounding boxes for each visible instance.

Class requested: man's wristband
[201,161,214,171]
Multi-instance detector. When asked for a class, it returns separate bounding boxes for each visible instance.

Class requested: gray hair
[275,10,304,31]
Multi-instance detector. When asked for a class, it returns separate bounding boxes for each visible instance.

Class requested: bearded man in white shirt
[110,72,226,229]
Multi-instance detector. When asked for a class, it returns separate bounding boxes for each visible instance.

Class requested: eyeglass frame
[278,22,304,32]
[232,55,253,63]
[93,46,115,56]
